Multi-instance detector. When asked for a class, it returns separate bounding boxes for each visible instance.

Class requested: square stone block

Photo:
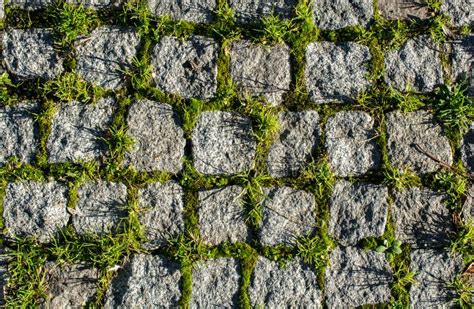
[305,42,371,103]
[151,35,218,100]
[386,110,452,174]
[76,27,140,90]
[3,181,69,243]
[124,100,185,173]
[192,111,256,175]
[325,111,381,176]
[138,182,184,249]
[259,187,316,246]
[47,98,115,163]
[147,0,216,23]
[329,181,389,245]
[312,0,373,30]
[3,28,64,80]
[73,181,128,235]
[198,186,249,245]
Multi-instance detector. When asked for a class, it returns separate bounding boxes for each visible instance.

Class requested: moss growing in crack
[0,73,18,106]
[450,272,474,308]
[450,218,474,264]
[382,166,422,190]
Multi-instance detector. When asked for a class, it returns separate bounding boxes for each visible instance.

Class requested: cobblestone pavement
[0,0,473,308]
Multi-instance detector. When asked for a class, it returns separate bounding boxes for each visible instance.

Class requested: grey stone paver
[410,249,464,308]
[378,0,430,20]
[266,111,320,177]
[150,35,218,100]
[386,110,453,174]
[147,0,216,23]
[47,98,115,163]
[198,186,249,245]
[3,181,69,243]
[325,111,381,176]
[7,0,51,9]
[259,187,316,246]
[124,100,185,173]
[230,0,296,23]
[462,184,473,225]
[324,247,393,308]
[441,0,473,27]
[248,256,322,308]
[192,111,257,175]
[73,181,128,235]
[392,188,454,248]
[230,41,291,105]
[312,0,374,30]
[305,42,371,103]
[67,0,124,9]
[76,27,140,90]
[104,254,181,308]
[3,28,64,80]
[385,35,444,92]
[45,262,99,308]
[138,182,184,249]
[462,122,474,173]
[191,258,240,308]
[0,102,39,166]
[329,181,389,245]
[452,35,473,87]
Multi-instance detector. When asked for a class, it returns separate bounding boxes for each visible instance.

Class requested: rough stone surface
[0,249,6,306]
[461,184,473,225]
[462,122,474,173]
[312,0,374,30]
[385,35,444,92]
[378,0,430,20]
[47,98,115,163]
[267,111,320,177]
[325,111,381,176]
[410,249,464,308]
[325,247,393,308]
[138,182,184,249]
[3,181,69,243]
[191,258,240,308]
[198,186,249,245]
[230,41,291,105]
[192,111,256,175]
[124,100,185,173]
[105,254,181,308]
[3,28,64,80]
[249,256,322,308]
[386,110,453,174]
[452,35,473,90]
[151,35,218,100]
[305,42,371,103]
[329,181,389,245]
[76,27,140,90]
[441,0,473,27]
[45,262,99,308]
[0,102,39,165]
[230,0,296,22]
[259,187,316,246]
[67,0,124,9]
[73,181,128,235]
[147,0,216,23]
[392,188,454,248]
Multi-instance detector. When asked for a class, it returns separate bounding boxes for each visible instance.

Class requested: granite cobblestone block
[138,182,184,249]
[124,100,185,173]
[197,186,249,245]
[441,0,473,27]
[378,0,430,20]
[312,0,373,30]
[151,35,218,100]
[259,187,316,246]
[0,102,39,166]
[266,111,320,177]
[230,0,296,23]
[192,111,256,175]
[3,28,64,80]
[147,0,216,23]
[386,110,453,174]
[462,122,474,173]
[230,40,291,105]
[191,258,240,308]
[305,42,371,103]
[47,98,115,163]
[3,181,69,243]
[325,111,381,176]
[76,27,140,90]
[73,181,128,235]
